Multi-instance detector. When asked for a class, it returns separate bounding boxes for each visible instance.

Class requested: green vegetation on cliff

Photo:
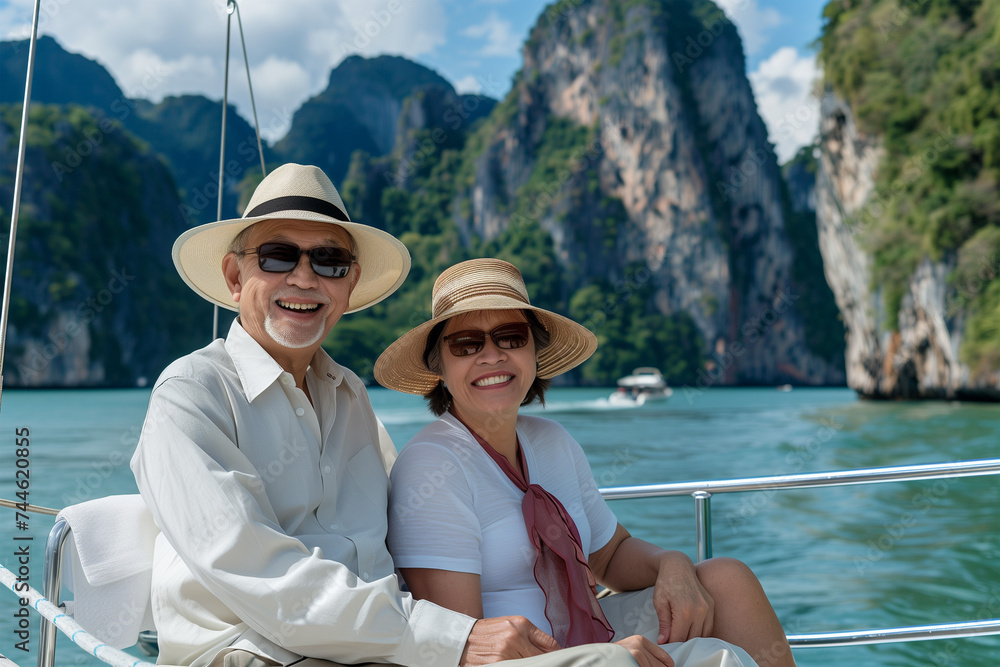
[325,117,469,380]
[328,114,563,380]
[783,146,847,368]
[952,225,1000,373]
[569,267,705,385]
[331,103,707,385]
[820,0,1000,367]
[0,103,207,385]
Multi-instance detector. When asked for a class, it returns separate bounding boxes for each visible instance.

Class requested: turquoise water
[0,386,997,666]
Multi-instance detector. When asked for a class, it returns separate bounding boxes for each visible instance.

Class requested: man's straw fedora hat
[374,258,597,395]
[172,163,410,314]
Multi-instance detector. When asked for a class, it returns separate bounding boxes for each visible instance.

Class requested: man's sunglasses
[442,322,531,357]
[241,242,356,278]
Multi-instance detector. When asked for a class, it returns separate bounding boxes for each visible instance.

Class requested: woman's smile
[472,373,514,387]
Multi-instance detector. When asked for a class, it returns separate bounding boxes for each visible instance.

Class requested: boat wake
[523,398,647,413]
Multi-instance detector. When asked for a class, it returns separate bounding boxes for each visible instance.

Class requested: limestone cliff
[274,56,459,185]
[816,93,999,400]
[458,0,844,385]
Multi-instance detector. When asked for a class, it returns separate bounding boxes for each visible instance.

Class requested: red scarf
[462,421,614,647]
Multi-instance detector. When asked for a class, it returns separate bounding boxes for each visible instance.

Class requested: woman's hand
[651,552,715,644]
[615,635,674,667]
[590,525,717,644]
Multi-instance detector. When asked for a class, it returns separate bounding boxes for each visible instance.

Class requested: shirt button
[295,407,305,416]
[323,465,331,474]
[281,375,293,386]
[329,524,339,531]
[362,572,370,579]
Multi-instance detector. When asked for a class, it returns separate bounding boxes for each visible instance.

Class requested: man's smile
[276,300,321,312]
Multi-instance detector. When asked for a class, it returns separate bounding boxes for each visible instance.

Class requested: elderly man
[130,164,656,667]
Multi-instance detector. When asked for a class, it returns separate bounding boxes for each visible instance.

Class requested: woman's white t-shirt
[387,412,619,635]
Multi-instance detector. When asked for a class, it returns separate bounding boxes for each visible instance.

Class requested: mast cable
[213,0,266,341]
[212,2,234,341]
[0,0,43,417]
[235,1,267,177]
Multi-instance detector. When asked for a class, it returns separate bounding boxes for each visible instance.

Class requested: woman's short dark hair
[422,310,551,416]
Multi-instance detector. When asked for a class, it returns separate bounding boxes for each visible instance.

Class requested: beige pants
[599,588,757,666]
[217,589,756,667]
[218,643,637,667]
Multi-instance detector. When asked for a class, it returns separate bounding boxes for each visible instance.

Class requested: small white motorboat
[608,367,672,406]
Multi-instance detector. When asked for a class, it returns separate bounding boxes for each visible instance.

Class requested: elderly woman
[374,259,794,667]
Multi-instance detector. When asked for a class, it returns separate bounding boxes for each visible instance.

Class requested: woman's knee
[695,557,760,593]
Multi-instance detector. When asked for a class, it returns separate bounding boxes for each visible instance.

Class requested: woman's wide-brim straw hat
[374,258,598,395]
[172,163,410,313]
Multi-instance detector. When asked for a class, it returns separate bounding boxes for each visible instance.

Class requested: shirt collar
[224,319,354,402]
[308,345,353,396]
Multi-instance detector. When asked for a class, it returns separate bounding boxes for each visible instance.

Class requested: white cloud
[462,11,520,57]
[1,5,32,41]
[748,46,820,163]
[249,58,313,141]
[115,49,218,101]
[336,1,447,60]
[453,75,483,94]
[0,0,448,143]
[714,0,785,56]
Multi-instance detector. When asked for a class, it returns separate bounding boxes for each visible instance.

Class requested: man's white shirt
[131,320,474,667]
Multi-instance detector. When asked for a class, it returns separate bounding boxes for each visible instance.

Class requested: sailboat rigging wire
[234,1,267,178]
[0,565,156,667]
[0,0,42,417]
[213,0,266,341]
[212,2,235,341]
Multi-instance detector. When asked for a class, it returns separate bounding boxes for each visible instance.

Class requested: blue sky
[0,0,828,161]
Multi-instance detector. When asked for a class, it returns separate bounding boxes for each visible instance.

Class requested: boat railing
[599,457,1000,648]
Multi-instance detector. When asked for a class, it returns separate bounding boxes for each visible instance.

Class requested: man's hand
[653,553,715,644]
[614,635,674,667]
[459,616,560,666]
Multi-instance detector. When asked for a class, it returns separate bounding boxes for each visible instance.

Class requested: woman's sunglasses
[443,322,531,357]
[241,242,356,278]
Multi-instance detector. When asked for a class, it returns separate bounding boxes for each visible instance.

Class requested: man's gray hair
[229,225,255,255]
